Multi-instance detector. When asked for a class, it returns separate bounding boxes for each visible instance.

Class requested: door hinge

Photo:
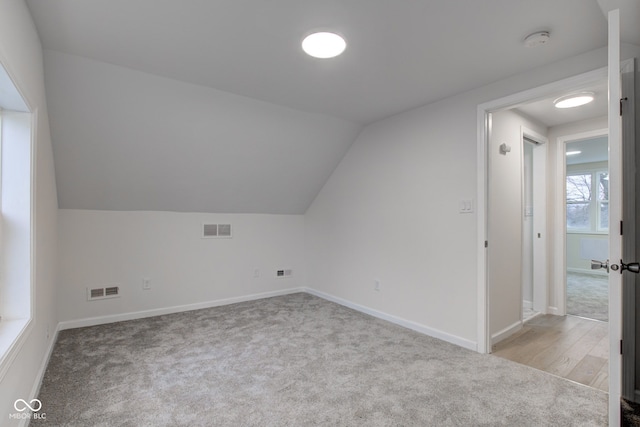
[621,220,624,236]
[484,240,488,248]
[621,339,624,355]
[620,97,628,116]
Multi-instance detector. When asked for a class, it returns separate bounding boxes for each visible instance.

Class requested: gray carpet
[567,272,608,322]
[34,293,607,426]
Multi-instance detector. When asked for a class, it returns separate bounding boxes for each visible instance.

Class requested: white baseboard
[304,288,477,351]
[56,287,477,353]
[548,306,560,315]
[58,288,305,330]
[491,320,522,346]
[523,300,533,310]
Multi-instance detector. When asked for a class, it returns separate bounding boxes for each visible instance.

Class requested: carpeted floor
[34,293,607,426]
[567,272,608,322]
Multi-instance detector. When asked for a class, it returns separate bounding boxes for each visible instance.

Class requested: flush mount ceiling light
[554,92,595,109]
[566,151,582,156]
[302,32,346,59]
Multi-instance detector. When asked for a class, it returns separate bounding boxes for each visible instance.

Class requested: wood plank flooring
[492,314,608,392]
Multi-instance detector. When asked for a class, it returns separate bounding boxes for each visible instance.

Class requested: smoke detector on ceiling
[523,31,550,48]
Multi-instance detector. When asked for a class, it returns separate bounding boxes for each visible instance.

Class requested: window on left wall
[0,62,34,381]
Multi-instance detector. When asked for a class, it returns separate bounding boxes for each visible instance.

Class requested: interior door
[620,58,636,401]
[604,7,638,425]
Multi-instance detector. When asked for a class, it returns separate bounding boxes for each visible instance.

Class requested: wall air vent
[276,269,293,278]
[87,286,120,301]
[202,223,232,239]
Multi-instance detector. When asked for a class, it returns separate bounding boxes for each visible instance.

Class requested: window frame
[566,167,609,234]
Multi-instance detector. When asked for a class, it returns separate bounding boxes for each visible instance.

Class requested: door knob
[620,260,640,274]
[591,259,609,273]
[606,260,640,274]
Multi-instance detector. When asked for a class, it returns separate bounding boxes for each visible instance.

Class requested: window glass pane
[567,202,590,229]
[566,174,591,202]
[599,172,609,201]
[600,202,609,230]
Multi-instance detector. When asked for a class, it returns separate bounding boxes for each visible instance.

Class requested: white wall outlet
[374,279,381,292]
[254,269,260,278]
[142,278,151,290]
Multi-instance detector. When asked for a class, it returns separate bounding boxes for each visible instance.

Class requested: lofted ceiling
[25,0,614,214]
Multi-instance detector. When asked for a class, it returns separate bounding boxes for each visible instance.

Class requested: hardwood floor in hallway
[492,314,609,392]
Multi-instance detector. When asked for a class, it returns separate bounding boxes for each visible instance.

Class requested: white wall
[58,210,304,325]
[488,110,546,340]
[43,50,362,215]
[305,45,634,349]
[0,0,59,424]
[566,233,608,272]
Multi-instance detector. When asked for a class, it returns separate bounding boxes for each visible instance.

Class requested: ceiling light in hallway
[554,92,595,109]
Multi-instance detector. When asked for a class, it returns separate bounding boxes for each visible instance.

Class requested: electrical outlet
[142,278,151,290]
[374,279,381,292]
[254,269,260,278]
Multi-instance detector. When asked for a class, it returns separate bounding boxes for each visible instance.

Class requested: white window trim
[566,167,609,234]
[0,106,36,383]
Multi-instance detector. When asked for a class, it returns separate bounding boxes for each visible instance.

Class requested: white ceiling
[23,0,624,214]
[27,0,609,124]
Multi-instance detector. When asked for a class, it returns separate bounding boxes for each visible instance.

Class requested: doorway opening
[477,66,610,392]
[563,133,609,322]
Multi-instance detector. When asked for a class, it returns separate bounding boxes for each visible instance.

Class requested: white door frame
[554,128,608,318]
[476,66,608,354]
[522,127,548,315]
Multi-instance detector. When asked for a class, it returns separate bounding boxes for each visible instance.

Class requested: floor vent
[87,286,120,301]
[202,223,232,239]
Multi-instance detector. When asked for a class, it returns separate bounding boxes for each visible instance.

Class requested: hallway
[492,314,608,392]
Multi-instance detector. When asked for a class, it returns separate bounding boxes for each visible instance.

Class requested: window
[0,62,34,381]
[566,169,608,232]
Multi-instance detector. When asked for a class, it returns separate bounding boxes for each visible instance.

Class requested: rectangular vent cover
[87,286,120,301]
[276,269,293,278]
[202,223,232,239]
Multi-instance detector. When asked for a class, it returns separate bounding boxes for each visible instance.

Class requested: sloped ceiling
[26,0,612,214]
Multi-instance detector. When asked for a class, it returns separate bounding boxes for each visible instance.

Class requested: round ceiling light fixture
[553,92,595,109]
[302,32,346,59]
